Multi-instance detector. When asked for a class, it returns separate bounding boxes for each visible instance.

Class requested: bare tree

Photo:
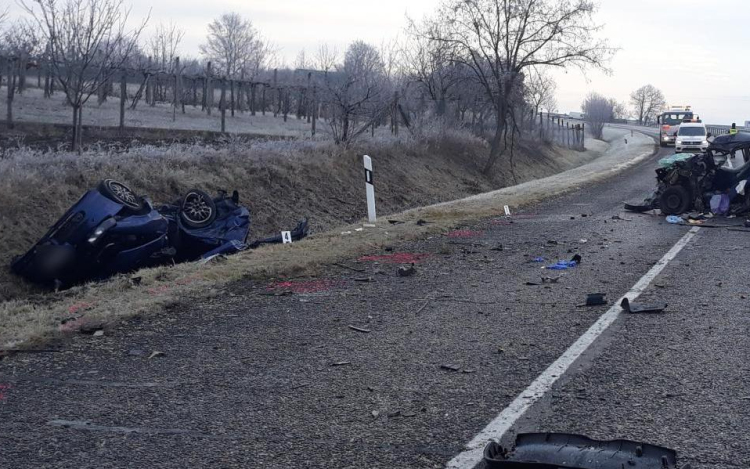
[404,16,465,117]
[294,49,311,70]
[314,44,338,72]
[321,40,391,144]
[149,21,184,72]
[432,0,612,173]
[379,38,401,81]
[200,13,270,79]
[630,84,665,126]
[2,20,42,92]
[525,68,557,121]
[21,0,148,150]
[611,99,628,121]
[582,92,613,139]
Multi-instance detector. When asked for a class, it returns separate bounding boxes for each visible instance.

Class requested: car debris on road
[621,298,668,314]
[483,433,677,469]
[10,179,309,288]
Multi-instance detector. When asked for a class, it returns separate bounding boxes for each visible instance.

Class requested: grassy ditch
[0,128,613,349]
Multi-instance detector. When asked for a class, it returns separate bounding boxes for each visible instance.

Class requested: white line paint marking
[447,227,701,469]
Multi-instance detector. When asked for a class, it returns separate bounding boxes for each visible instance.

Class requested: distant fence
[529,113,586,150]
[0,54,334,137]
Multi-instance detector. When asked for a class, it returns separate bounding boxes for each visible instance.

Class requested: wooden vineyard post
[145,57,153,105]
[273,69,279,117]
[119,71,127,130]
[6,58,15,129]
[581,123,585,150]
[173,57,180,121]
[205,61,213,116]
[220,77,227,133]
[237,80,244,113]
[306,72,312,124]
[230,79,235,117]
[283,88,289,122]
[393,91,399,136]
[261,85,266,116]
[311,85,317,137]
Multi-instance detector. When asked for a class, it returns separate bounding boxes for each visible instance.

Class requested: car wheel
[659,186,691,215]
[180,189,217,228]
[98,179,143,211]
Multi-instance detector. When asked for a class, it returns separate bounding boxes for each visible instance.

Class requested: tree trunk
[342,113,350,142]
[483,111,507,174]
[6,59,15,129]
[71,105,79,150]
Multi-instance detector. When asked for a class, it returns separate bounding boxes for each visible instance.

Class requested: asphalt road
[2,131,748,469]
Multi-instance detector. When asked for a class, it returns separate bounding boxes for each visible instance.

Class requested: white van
[675,122,709,153]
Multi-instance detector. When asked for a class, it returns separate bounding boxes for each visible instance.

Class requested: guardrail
[706,125,748,136]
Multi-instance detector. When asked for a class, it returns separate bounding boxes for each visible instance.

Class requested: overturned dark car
[11,179,308,288]
[626,132,750,215]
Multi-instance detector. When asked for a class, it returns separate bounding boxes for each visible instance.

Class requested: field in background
[1,86,316,138]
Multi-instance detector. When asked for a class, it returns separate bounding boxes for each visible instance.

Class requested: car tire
[180,189,217,228]
[659,185,691,215]
[98,179,143,211]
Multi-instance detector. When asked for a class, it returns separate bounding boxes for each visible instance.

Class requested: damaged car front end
[626,133,750,216]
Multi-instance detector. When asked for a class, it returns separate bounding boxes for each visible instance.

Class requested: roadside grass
[0,127,647,350]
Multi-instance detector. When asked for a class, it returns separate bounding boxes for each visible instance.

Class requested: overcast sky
[7,0,750,123]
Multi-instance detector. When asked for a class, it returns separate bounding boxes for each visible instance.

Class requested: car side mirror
[707,132,713,138]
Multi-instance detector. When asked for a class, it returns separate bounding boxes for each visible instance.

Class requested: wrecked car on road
[11,179,308,288]
[626,132,750,215]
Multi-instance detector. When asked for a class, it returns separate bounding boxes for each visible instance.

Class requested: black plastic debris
[571,254,582,264]
[624,202,655,213]
[397,265,416,277]
[247,219,309,249]
[586,293,607,306]
[484,433,677,469]
[621,298,668,314]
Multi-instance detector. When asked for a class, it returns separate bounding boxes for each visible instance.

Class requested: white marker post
[281,231,292,244]
[504,205,511,217]
[363,155,376,223]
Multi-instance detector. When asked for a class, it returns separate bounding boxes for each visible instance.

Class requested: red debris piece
[445,230,484,238]
[358,253,431,264]
[267,279,345,294]
[68,302,94,315]
[0,384,10,401]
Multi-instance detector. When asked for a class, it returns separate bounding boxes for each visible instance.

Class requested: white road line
[447,227,701,469]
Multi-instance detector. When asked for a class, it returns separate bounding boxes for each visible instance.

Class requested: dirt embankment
[0,130,598,302]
